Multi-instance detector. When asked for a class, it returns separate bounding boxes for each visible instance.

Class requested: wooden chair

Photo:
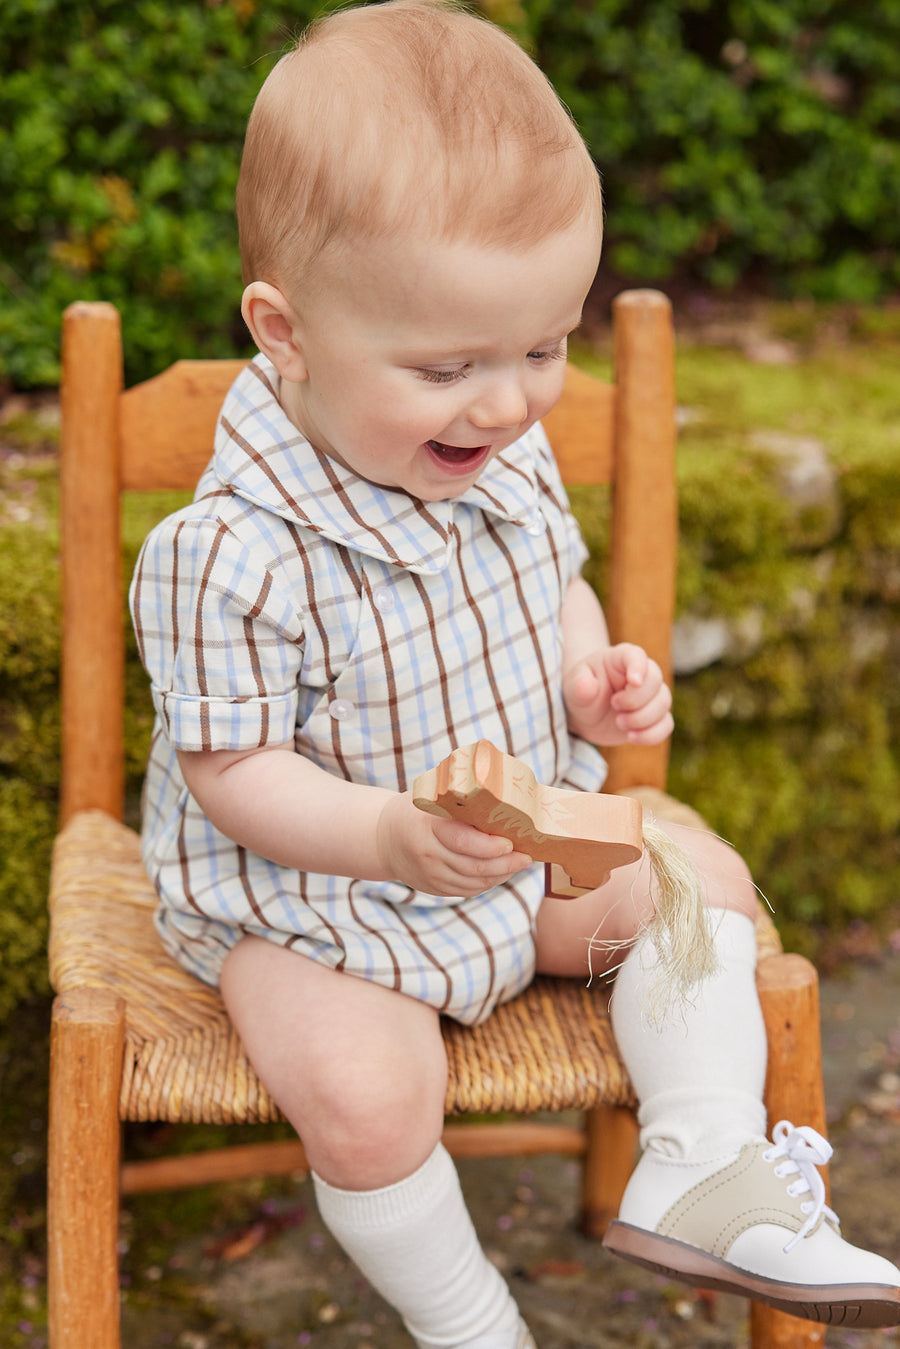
[47,291,828,1349]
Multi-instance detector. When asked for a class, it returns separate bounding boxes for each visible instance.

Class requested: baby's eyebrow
[409,320,584,364]
[537,315,584,345]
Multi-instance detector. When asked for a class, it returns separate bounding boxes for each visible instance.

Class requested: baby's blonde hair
[237,0,603,292]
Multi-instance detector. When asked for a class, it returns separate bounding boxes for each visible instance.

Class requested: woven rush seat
[48,791,782,1128]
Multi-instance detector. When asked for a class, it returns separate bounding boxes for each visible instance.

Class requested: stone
[672,607,765,676]
[750,430,842,544]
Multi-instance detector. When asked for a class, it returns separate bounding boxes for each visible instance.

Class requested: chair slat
[120,359,247,491]
[542,364,615,484]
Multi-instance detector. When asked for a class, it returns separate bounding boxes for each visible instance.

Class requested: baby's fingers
[463,847,534,887]
[605,642,649,690]
[610,658,666,710]
[564,661,602,706]
[616,690,674,743]
[433,816,526,862]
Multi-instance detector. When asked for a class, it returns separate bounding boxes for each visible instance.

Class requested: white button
[373,586,396,614]
[525,510,547,536]
[329,698,355,721]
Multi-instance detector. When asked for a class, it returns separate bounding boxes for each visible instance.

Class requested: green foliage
[517,0,900,297]
[0,484,60,1021]
[0,0,325,388]
[0,779,54,1019]
[2,1,900,386]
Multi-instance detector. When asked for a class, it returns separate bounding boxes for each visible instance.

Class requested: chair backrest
[58,290,676,824]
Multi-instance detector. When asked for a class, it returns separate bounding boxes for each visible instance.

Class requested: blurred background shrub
[2,0,900,388]
[508,0,900,298]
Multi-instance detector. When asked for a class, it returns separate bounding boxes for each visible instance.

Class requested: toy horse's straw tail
[636,821,719,1023]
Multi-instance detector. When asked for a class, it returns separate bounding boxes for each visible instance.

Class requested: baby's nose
[468,378,528,430]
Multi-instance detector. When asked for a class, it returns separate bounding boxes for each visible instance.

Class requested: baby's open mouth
[427,439,489,466]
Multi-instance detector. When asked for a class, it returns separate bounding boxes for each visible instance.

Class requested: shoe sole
[603,1220,900,1328]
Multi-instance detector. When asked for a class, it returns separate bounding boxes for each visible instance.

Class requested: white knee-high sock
[611,907,768,1162]
[312,1142,522,1349]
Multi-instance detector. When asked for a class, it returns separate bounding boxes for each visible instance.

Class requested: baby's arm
[561,576,673,747]
[177,744,532,897]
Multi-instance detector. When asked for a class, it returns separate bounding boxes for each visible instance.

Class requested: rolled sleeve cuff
[153,688,298,753]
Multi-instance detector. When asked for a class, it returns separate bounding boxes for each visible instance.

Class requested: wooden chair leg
[48,987,125,1349]
[751,953,827,1349]
[580,1102,639,1238]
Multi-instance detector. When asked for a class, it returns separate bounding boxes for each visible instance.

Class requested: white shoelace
[763,1119,840,1253]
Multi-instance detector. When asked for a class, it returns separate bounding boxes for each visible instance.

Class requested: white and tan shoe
[604,1120,900,1327]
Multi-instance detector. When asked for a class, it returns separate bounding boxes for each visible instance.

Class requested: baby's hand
[563,642,673,747]
[376,791,533,898]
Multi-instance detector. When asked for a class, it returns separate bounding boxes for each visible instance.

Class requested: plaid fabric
[130,356,607,1025]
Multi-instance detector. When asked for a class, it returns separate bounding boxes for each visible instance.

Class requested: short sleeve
[130,511,304,752]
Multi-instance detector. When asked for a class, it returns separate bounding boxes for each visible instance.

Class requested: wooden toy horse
[414,740,718,1016]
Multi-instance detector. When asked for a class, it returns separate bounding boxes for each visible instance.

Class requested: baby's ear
[241,282,308,381]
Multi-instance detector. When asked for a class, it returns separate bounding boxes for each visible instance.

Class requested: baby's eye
[528,342,567,365]
[416,366,470,385]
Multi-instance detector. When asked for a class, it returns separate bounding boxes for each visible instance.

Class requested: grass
[676,343,900,469]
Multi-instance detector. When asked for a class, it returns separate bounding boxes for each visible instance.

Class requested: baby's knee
[301,1045,447,1185]
[691,830,758,921]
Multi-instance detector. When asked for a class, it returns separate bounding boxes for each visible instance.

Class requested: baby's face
[279,219,601,501]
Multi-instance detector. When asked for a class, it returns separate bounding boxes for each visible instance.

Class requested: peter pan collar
[212,355,548,576]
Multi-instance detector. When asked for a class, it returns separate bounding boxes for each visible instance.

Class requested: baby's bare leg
[535,816,758,978]
[221,937,526,1349]
[221,935,447,1187]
